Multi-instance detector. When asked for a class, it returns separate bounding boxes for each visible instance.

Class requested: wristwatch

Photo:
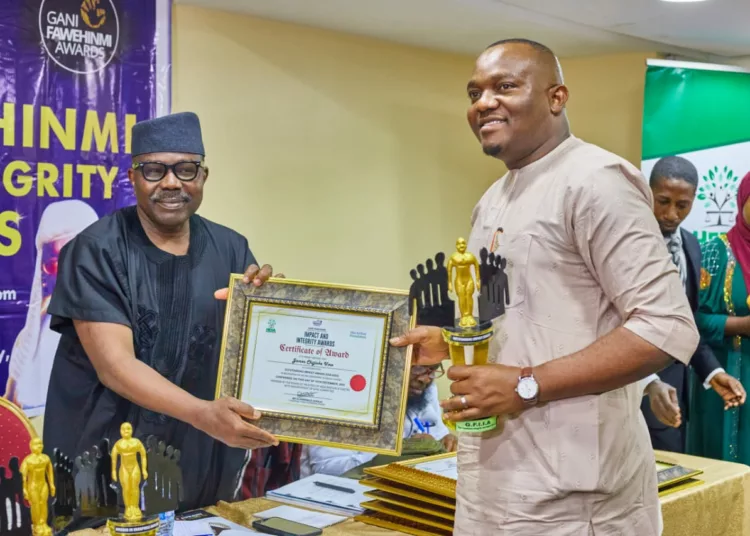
[515,367,539,406]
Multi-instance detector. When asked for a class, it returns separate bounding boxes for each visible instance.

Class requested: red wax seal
[350,375,367,392]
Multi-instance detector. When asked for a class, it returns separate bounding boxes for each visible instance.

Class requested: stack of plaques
[656,459,703,497]
[355,453,457,536]
[353,452,701,533]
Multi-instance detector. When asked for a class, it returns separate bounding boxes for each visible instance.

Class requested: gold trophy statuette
[442,238,497,433]
[21,438,56,536]
[107,423,159,536]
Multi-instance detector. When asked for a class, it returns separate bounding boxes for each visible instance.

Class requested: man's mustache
[151,191,192,203]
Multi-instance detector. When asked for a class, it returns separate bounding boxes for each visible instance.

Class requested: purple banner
[0,0,171,417]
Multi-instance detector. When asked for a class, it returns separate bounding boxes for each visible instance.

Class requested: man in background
[242,443,303,498]
[300,363,457,477]
[641,156,745,451]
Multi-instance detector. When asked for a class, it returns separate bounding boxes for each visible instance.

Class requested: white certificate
[239,304,388,425]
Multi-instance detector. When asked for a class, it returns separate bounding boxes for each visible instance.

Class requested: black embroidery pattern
[136,305,159,357]
[135,306,171,426]
[183,324,217,397]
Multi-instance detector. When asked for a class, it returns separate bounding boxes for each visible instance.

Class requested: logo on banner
[39,0,120,74]
[696,165,740,228]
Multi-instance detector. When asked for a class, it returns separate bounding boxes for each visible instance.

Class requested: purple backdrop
[0,0,171,417]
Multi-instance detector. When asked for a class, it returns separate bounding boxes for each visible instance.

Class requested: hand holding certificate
[216,277,414,455]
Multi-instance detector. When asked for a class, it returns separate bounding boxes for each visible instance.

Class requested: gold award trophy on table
[106,423,160,536]
[21,438,56,536]
[408,238,509,433]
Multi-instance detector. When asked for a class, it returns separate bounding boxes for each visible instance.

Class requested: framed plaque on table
[215,276,414,455]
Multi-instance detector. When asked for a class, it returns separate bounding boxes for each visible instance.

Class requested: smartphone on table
[251,517,322,536]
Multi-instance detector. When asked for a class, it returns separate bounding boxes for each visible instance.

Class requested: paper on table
[255,505,347,528]
[173,516,258,536]
[266,474,368,515]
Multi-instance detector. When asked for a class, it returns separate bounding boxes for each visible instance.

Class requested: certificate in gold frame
[215,275,414,455]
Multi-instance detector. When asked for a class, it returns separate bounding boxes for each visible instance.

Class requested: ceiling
[177,0,750,60]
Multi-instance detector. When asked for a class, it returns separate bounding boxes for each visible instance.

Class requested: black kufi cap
[131,112,205,157]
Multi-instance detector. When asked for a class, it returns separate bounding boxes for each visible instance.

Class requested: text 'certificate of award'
[241,305,387,425]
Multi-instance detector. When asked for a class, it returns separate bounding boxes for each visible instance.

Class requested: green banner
[642,61,750,242]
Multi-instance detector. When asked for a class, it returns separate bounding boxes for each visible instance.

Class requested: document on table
[255,505,347,528]
[266,474,368,516]
[173,510,258,536]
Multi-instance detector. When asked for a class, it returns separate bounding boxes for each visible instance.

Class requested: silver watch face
[517,377,539,400]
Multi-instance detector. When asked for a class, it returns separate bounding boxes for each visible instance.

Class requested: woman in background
[689,171,750,463]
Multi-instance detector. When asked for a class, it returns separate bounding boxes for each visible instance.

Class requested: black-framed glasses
[132,160,205,182]
[412,363,445,379]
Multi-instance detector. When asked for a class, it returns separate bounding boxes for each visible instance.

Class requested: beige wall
[563,52,655,166]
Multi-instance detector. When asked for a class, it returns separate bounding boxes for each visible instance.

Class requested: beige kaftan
[458,136,699,535]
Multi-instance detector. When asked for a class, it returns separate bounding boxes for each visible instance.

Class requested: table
[656,450,750,536]
[69,499,397,536]
[71,451,750,536]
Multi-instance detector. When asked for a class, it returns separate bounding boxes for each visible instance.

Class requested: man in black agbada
[43,112,279,511]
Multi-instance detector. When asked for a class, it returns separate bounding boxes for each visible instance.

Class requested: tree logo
[697,166,739,228]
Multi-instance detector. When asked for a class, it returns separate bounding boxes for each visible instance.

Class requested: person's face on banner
[128,152,207,231]
[41,238,68,301]
[651,176,696,236]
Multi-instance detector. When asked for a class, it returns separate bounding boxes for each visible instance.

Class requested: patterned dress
[688,235,750,464]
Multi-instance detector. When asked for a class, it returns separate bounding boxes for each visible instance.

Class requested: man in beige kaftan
[391,39,699,535]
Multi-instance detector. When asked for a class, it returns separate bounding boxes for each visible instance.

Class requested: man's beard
[483,143,502,157]
[407,389,430,413]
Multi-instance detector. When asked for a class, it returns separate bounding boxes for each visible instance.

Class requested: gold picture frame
[355,512,452,536]
[360,477,456,510]
[655,460,703,491]
[360,500,454,532]
[363,490,455,521]
[215,276,414,455]
[364,452,457,498]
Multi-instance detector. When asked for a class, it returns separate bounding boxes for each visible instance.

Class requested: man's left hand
[709,372,746,410]
[214,264,284,300]
[441,364,524,421]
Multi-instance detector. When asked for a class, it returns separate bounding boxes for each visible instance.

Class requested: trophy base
[442,321,494,367]
[455,416,497,433]
[441,320,498,434]
[107,515,160,536]
[442,320,494,346]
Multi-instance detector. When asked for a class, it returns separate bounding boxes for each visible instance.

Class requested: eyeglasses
[132,160,205,182]
[412,363,445,379]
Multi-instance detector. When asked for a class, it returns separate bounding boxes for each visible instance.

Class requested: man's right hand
[645,380,682,428]
[192,397,279,449]
[389,326,449,366]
